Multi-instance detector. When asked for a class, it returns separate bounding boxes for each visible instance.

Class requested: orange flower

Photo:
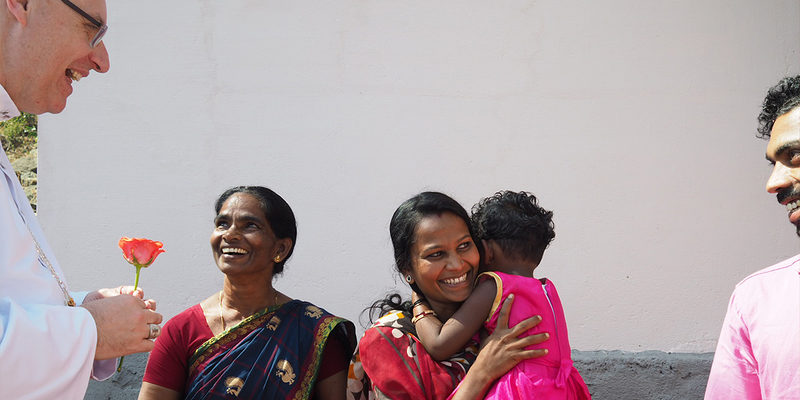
[117,237,164,372]
[119,237,165,268]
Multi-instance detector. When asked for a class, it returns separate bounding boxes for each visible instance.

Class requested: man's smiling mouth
[66,69,82,82]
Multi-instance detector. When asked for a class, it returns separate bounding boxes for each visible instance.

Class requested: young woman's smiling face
[409,211,480,311]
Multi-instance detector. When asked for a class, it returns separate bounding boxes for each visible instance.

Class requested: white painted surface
[37,1,799,353]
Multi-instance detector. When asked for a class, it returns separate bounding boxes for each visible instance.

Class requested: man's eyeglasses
[60,0,108,48]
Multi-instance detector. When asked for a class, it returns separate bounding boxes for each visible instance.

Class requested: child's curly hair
[471,191,555,264]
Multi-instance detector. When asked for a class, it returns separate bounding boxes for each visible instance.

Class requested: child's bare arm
[413,280,497,361]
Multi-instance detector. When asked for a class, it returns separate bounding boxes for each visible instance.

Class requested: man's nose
[90,41,110,73]
[766,163,794,194]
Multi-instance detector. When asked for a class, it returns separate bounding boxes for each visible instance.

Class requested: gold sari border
[188,303,283,374]
[292,316,350,400]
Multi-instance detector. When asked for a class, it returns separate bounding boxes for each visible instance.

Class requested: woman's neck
[222,275,279,317]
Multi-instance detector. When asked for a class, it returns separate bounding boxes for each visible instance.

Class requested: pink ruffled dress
[480,271,592,399]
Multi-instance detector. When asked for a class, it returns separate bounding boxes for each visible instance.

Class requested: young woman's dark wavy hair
[363,191,484,325]
[214,186,297,275]
[471,190,555,265]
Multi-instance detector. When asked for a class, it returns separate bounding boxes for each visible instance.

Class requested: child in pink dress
[412,191,591,399]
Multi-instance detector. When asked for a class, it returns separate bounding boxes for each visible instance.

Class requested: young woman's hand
[450,294,549,400]
[477,294,548,379]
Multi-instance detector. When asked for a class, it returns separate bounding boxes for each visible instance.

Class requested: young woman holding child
[350,191,587,399]
[412,191,591,399]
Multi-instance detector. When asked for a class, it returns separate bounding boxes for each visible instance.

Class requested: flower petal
[119,237,165,267]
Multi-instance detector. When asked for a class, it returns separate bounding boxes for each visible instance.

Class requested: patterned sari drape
[186,300,354,400]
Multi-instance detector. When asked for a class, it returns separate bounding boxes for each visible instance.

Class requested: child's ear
[482,239,494,265]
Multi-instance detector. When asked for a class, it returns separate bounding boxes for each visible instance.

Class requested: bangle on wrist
[411,309,437,324]
[412,298,428,309]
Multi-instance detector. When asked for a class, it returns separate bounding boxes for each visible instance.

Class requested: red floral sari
[348,310,478,400]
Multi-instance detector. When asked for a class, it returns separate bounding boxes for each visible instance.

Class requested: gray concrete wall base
[574,350,714,400]
[85,351,714,399]
[86,353,147,400]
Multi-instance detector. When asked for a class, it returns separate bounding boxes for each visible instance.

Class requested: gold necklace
[27,225,75,306]
[2,166,74,306]
[219,289,279,332]
[218,291,226,331]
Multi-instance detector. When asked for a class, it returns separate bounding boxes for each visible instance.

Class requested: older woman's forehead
[218,194,268,219]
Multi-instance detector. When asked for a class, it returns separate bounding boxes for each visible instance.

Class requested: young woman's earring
[405,275,413,283]
[274,256,281,263]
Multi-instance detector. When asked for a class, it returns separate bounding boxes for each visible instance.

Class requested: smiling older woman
[139,186,355,400]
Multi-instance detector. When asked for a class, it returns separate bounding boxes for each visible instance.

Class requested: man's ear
[6,0,30,27]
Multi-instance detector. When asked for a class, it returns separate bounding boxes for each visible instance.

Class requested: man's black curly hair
[758,75,800,138]
[471,191,555,264]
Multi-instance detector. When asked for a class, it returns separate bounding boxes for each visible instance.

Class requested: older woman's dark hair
[365,192,482,323]
[758,75,800,138]
[471,191,555,265]
[214,186,297,275]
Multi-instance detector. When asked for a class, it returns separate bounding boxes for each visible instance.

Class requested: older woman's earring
[405,275,413,283]
[274,256,281,263]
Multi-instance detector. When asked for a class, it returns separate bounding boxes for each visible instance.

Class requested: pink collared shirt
[705,255,800,400]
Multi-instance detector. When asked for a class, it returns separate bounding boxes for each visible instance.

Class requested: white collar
[0,84,21,121]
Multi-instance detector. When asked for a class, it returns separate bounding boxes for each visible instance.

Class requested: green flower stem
[117,265,145,372]
[133,265,142,290]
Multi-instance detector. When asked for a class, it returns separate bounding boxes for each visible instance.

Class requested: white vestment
[0,85,114,400]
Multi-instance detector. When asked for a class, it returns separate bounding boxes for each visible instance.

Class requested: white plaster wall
[38,0,799,353]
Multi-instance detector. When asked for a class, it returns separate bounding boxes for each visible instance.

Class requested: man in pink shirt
[705,75,800,399]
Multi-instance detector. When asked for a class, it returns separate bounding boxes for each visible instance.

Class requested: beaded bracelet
[411,309,437,324]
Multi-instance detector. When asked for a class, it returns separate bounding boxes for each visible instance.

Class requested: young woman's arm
[413,279,497,361]
[449,294,548,400]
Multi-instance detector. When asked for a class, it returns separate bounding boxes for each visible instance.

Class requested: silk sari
[186,300,354,400]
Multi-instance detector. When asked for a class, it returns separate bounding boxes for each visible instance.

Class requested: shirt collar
[0,84,21,122]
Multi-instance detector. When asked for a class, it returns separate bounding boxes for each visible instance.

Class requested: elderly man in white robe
[0,0,163,399]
